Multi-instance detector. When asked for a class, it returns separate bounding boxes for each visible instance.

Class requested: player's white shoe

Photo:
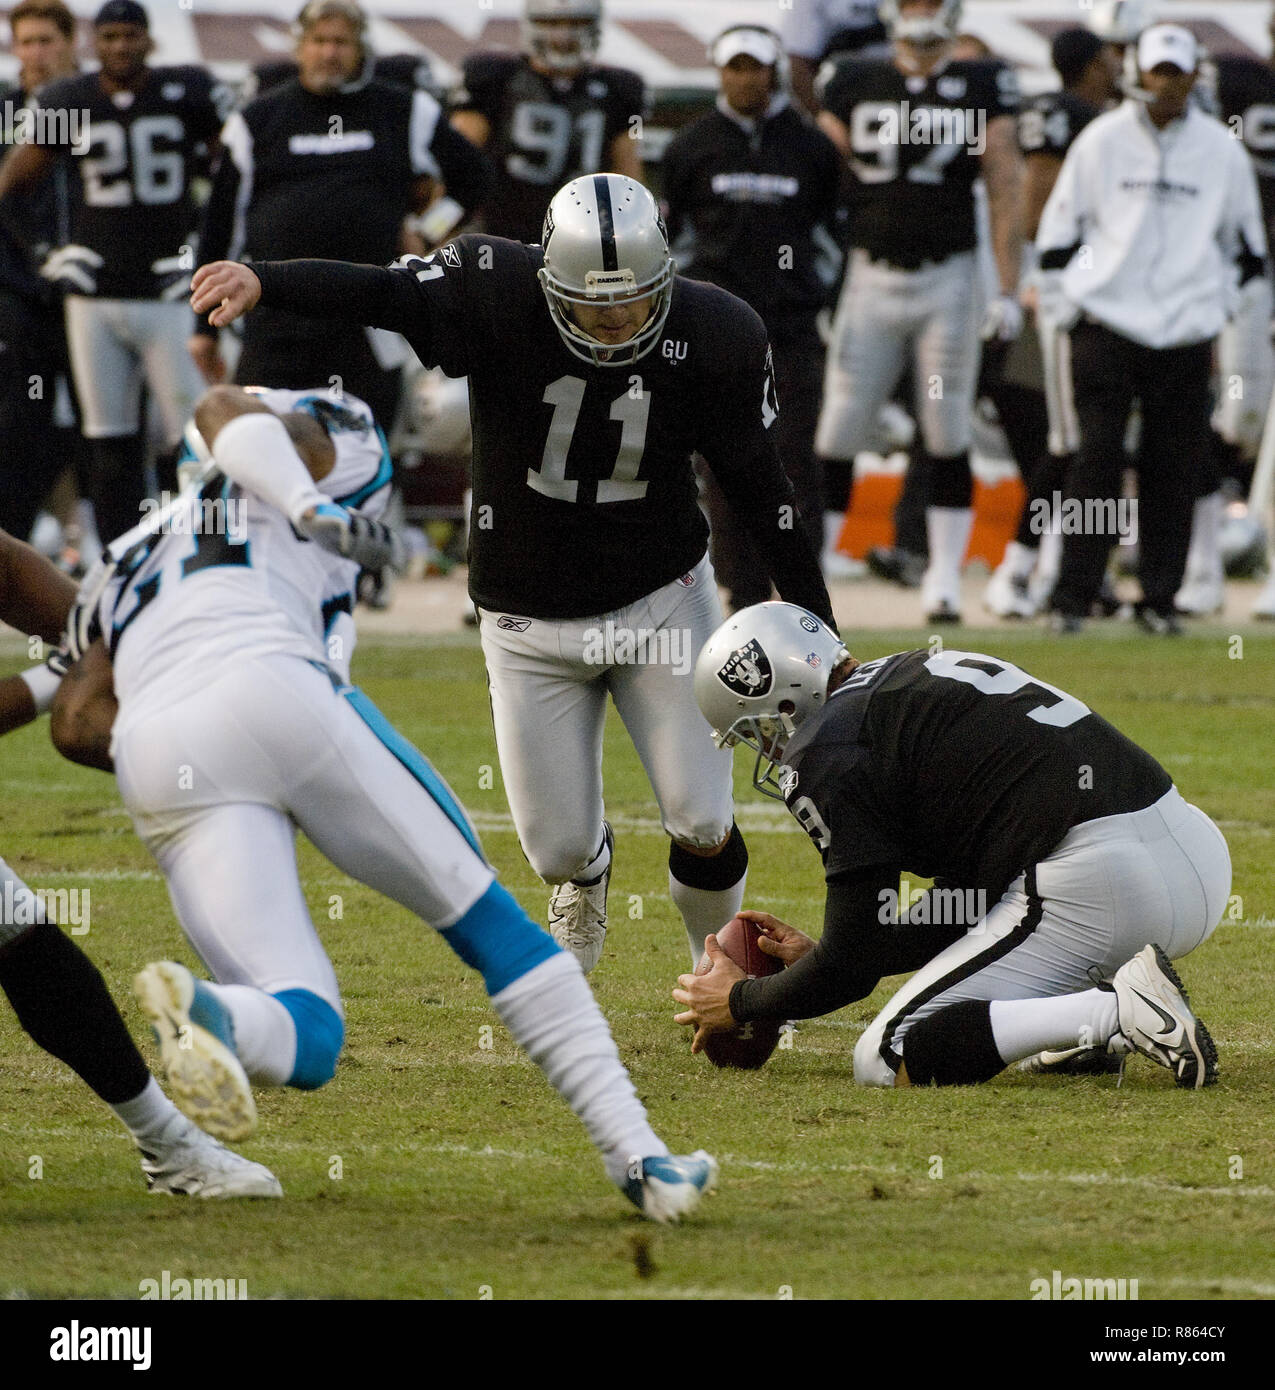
[1174,574,1225,617]
[823,551,868,581]
[133,961,258,1141]
[548,822,613,974]
[139,1114,281,1198]
[1102,944,1218,1089]
[622,1150,719,1224]
[983,565,1038,619]
[1252,573,1275,620]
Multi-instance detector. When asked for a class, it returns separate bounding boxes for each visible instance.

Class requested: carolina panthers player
[51,383,718,1223]
[191,174,833,978]
[677,603,1230,1091]
[814,0,1023,624]
[450,0,646,245]
[0,529,279,1197]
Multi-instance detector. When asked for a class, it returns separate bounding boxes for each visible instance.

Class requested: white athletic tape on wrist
[18,663,63,714]
[212,412,326,525]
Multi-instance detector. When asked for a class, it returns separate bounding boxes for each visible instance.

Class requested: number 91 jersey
[100,388,391,736]
[451,53,646,244]
[818,56,1019,266]
[33,66,230,299]
[780,648,1171,898]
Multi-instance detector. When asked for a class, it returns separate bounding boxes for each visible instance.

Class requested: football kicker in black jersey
[249,236,832,624]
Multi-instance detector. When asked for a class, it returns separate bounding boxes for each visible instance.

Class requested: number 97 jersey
[451,52,646,244]
[818,56,1019,266]
[780,648,1172,899]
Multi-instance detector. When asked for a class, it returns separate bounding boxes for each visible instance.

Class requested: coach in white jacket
[1036,24,1266,633]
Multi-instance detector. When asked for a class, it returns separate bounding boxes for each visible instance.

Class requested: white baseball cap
[711,26,782,69]
[1137,24,1197,74]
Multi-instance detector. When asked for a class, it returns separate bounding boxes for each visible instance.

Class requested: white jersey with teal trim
[102,388,392,738]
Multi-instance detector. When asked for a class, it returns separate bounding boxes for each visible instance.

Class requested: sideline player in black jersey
[0,1,231,545]
[662,24,843,610]
[984,27,1119,621]
[191,0,491,433]
[449,0,645,247]
[191,173,833,977]
[677,602,1230,1090]
[814,0,1023,625]
[0,0,82,548]
[0,528,280,1196]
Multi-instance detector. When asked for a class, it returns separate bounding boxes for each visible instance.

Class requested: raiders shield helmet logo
[716,639,773,698]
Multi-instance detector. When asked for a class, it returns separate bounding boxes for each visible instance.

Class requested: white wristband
[212,412,327,525]
[18,663,63,714]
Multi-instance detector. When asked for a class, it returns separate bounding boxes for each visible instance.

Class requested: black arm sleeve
[252,259,429,337]
[728,867,898,1021]
[727,870,970,1022]
[714,440,836,627]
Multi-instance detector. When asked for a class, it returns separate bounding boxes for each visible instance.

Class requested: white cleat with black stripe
[1101,944,1218,1089]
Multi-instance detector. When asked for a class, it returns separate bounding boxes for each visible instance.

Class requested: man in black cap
[0,1,232,543]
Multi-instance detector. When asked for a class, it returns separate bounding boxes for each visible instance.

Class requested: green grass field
[0,627,1272,1301]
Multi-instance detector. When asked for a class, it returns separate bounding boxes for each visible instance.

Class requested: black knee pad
[902,1000,1004,1086]
[927,452,974,510]
[668,822,748,890]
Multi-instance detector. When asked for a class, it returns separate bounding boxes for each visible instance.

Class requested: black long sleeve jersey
[252,237,834,623]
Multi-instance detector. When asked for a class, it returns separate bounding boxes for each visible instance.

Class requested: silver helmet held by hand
[694,602,850,800]
[538,174,676,367]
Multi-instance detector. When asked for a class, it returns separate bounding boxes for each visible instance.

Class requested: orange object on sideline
[836,472,1027,569]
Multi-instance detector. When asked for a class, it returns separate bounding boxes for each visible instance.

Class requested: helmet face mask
[538,175,676,368]
[694,603,851,801]
[879,0,964,46]
[523,0,602,73]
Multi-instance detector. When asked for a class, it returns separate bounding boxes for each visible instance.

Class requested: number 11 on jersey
[529,374,651,504]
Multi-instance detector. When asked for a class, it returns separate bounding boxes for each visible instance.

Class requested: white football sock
[212,412,328,525]
[202,981,297,1086]
[822,510,846,562]
[1180,490,1225,587]
[923,506,974,606]
[110,1076,183,1145]
[669,873,747,967]
[573,829,611,886]
[999,540,1037,581]
[988,990,1120,1063]
[490,953,667,1185]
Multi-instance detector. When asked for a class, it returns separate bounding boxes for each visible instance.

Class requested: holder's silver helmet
[523,0,602,73]
[694,602,850,800]
[879,0,964,46]
[538,174,676,368]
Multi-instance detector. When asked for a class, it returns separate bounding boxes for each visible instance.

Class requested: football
[695,916,784,1070]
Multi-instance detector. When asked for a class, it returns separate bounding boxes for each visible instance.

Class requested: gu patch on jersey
[716,640,773,698]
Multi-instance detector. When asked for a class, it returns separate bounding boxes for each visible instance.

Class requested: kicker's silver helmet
[523,0,602,73]
[879,0,964,46]
[538,174,676,368]
[694,602,850,800]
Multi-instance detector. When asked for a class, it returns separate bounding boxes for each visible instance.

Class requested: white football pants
[478,553,734,884]
[112,654,494,1009]
[854,788,1232,1086]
